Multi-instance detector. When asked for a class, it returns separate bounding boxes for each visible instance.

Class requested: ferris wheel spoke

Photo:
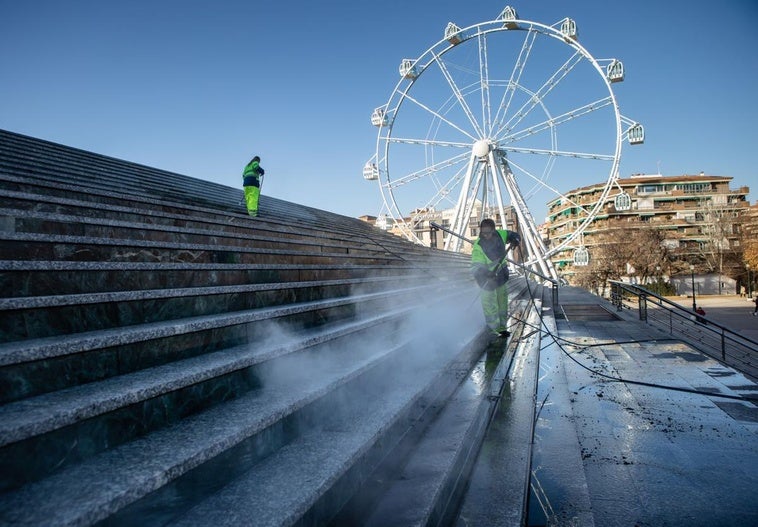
[418,167,469,210]
[492,30,537,134]
[385,136,471,149]
[507,157,592,215]
[501,96,614,143]
[506,145,615,161]
[478,32,493,134]
[385,150,469,188]
[431,52,485,137]
[495,51,584,138]
[401,90,479,142]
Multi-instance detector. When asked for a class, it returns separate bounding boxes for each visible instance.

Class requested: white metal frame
[366,7,641,281]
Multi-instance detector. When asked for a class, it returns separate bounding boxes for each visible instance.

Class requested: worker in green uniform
[242,155,265,217]
[471,218,521,338]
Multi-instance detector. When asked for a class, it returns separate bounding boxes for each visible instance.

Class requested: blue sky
[1,0,756,222]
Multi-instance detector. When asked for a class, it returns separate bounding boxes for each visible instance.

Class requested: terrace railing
[610,280,758,382]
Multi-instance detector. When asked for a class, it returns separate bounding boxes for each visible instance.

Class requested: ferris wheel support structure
[497,153,557,279]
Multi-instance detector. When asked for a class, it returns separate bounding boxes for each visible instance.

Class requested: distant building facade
[544,173,751,285]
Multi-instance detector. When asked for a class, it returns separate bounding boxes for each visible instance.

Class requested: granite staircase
[0,129,538,526]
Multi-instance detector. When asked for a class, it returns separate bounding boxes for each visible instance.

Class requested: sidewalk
[664,294,758,341]
[532,286,758,525]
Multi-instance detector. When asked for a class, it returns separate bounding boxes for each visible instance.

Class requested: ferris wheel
[363,6,643,281]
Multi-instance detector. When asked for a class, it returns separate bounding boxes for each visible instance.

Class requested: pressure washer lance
[429,221,557,287]
[430,220,514,282]
[429,221,516,314]
[479,247,514,291]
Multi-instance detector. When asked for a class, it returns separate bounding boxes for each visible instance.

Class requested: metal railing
[610,281,758,381]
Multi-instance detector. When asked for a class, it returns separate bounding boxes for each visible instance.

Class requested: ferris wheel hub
[472,139,492,158]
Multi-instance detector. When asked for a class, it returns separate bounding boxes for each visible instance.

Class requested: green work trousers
[244,185,260,216]
[480,283,509,335]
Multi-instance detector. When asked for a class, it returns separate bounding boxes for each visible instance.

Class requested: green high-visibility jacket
[471,229,515,289]
[243,160,265,187]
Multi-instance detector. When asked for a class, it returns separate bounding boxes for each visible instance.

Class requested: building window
[638,184,663,194]
[680,183,711,193]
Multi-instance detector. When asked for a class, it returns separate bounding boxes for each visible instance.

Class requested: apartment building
[543,173,751,279]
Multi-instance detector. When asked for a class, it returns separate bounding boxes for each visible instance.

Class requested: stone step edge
[0,325,471,526]
[125,329,488,527]
[0,283,462,366]
[0,275,427,310]
[0,309,411,447]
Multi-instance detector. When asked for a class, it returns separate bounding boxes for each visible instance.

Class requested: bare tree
[743,235,758,268]
[572,230,637,295]
[697,199,743,293]
[740,222,758,295]
[571,227,674,296]
[626,227,670,284]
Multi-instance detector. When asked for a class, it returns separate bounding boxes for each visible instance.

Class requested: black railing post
[611,282,622,311]
[639,294,647,321]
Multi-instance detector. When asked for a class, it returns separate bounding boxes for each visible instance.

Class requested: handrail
[610,280,758,381]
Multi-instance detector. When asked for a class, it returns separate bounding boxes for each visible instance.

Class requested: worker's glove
[474,267,497,291]
[474,267,507,291]
[508,232,521,247]
[482,272,498,291]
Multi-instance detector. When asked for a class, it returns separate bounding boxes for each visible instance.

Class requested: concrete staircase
[0,129,537,526]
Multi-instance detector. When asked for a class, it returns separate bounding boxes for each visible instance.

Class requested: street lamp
[690,264,696,310]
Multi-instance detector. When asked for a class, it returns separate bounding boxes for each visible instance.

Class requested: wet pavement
[528,287,758,526]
